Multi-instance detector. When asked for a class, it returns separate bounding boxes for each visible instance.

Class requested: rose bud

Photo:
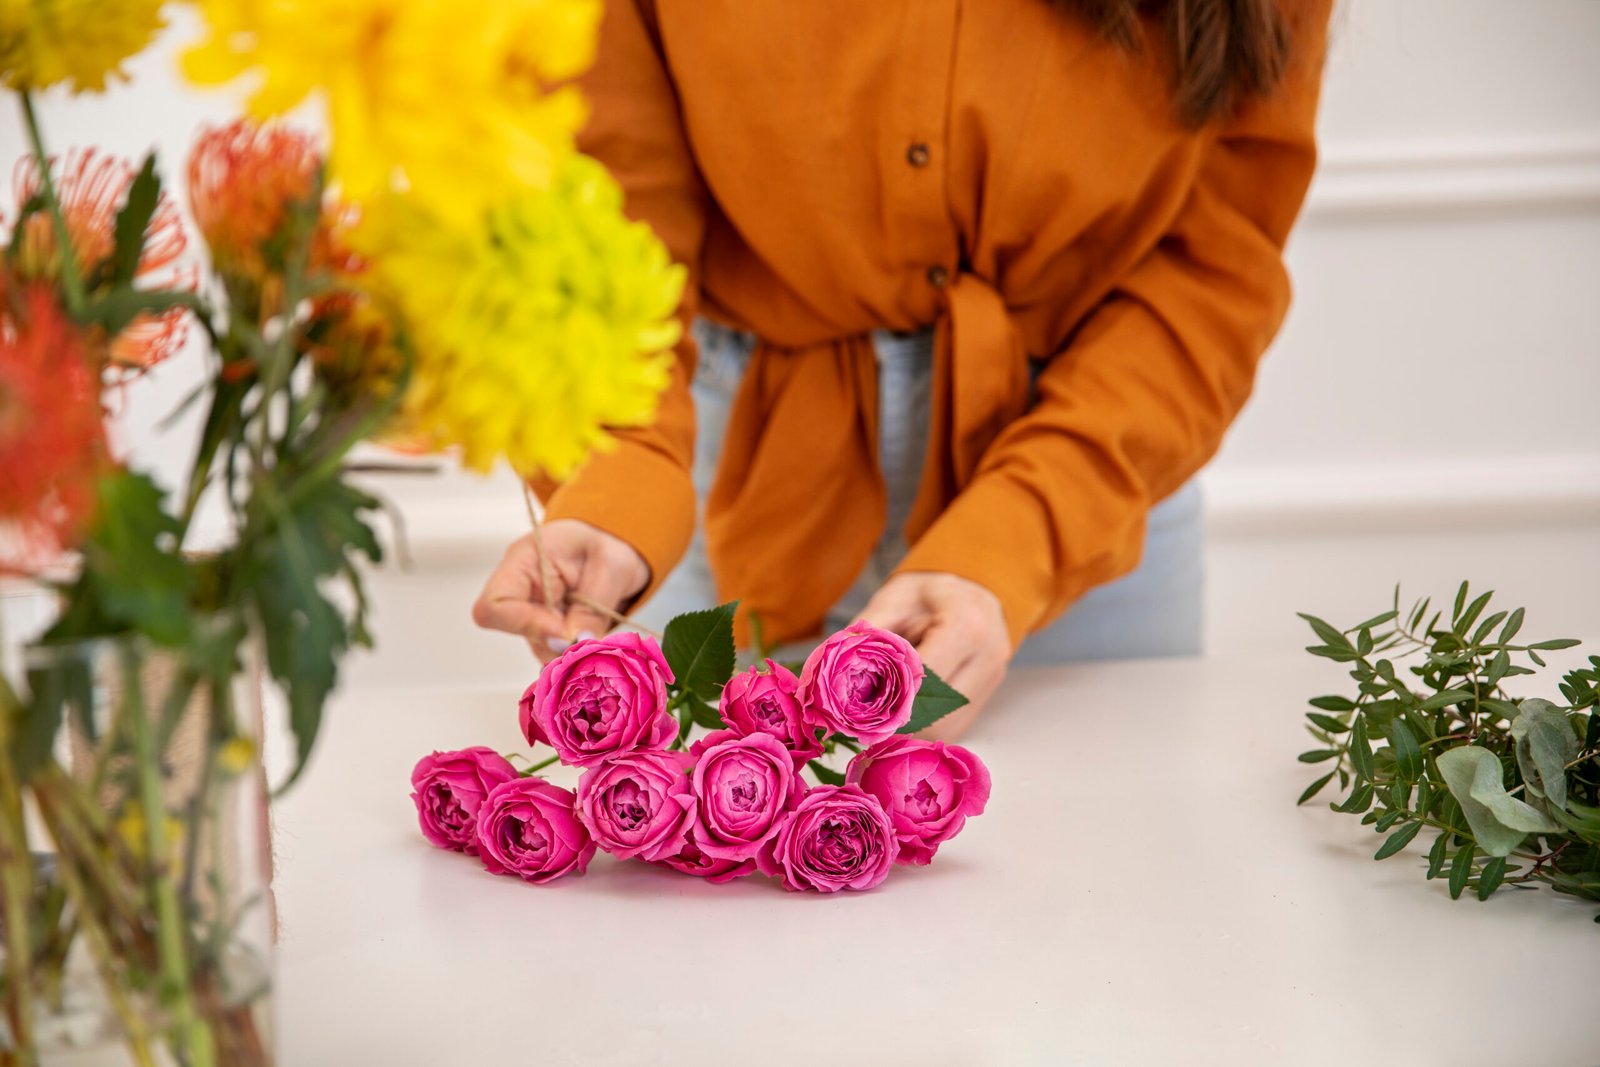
[520,632,676,767]
[719,660,823,767]
[576,750,697,862]
[797,621,923,745]
[756,784,898,893]
[410,747,518,854]
[655,830,758,884]
[688,730,801,862]
[846,737,991,865]
[475,777,596,884]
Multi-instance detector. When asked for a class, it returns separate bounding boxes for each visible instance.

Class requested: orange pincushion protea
[187,119,352,287]
[0,283,105,568]
[10,148,195,373]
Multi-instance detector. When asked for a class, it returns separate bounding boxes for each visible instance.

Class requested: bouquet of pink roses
[411,604,990,892]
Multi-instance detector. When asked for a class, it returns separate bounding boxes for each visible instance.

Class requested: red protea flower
[11,148,195,373]
[0,283,105,569]
[187,119,355,319]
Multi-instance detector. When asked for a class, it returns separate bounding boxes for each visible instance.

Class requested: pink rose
[520,632,676,767]
[655,830,757,884]
[846,737,991,865]
[475,777,596,884]
[576,750,696,862]
[756,784,898,893]
[689,730,801,862]
[410,747,518,854]
[720,660,823,767]
[797,621,923,745]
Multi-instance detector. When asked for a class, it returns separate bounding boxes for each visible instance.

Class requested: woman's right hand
[471,519,650,663]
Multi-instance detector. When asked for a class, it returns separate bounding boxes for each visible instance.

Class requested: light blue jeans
[634,321,1204,665]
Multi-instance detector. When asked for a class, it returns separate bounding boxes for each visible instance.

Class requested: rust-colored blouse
[544,0,1332,648]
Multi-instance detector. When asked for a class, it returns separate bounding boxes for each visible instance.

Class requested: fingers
[471,535,571,657]
[855,579,928,643]
[561,531,651,639]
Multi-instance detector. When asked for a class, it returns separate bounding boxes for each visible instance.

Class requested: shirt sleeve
[896,6,1331,648]
[536,0,706,604]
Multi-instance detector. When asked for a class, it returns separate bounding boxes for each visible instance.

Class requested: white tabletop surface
[272,655,1600,1066]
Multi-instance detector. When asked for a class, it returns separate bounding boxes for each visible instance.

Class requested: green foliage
[1298,583,1600,918]
[899,666,969,735]
[661,601,738,704]
[45,470,193,646]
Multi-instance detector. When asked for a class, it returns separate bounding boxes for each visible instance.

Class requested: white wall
[4,1,1597,687]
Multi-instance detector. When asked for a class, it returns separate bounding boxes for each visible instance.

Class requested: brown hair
[1055,0,1296,126]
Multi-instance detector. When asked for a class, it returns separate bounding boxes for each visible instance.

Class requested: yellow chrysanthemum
[181,0,600,228]
[0,0,165,93]
[357,153,687,479]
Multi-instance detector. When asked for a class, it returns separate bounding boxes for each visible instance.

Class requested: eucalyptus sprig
[1297,583,1600,919]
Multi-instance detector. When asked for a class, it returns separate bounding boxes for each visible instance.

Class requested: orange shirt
[544,0,1331,649]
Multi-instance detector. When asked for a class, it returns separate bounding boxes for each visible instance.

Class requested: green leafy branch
[653,602,968,782]
[1298,583,1599,916]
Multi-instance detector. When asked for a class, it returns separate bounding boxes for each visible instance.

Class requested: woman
[473,0,1332,738]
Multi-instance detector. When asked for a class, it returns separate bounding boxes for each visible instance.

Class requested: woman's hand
[856,571,1012,742]
[471,519,650,662]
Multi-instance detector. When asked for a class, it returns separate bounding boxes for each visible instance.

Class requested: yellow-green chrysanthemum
[182,0,600,229]
[0,0,165,93]
[358,153,687,479]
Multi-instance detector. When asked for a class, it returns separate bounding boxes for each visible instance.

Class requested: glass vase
[0,618,274,1066]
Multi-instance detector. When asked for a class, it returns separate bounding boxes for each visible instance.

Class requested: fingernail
[546,638,571,654]
[576,630,597,643]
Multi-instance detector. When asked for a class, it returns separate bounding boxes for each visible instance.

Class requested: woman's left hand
[856,571,1012,743]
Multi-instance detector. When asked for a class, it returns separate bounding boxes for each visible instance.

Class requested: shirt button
[926,265,949,288]
[906,142,931,167]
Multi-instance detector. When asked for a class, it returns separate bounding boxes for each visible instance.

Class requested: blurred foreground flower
[11,148,193,370]
[0,0,166,93]
[182,0,601,228]
[0,283,103,566]
[359,154,686,478]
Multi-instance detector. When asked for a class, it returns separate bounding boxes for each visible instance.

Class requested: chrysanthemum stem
[18,91,87,317]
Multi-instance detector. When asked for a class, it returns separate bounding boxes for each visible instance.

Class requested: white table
[273,656,1600,1066]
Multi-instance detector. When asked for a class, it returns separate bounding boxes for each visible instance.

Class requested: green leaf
[1297,749,1338,764]
[1384,718,1423,780]
[1527,638,1580,651]
[661,601,738,703]
[1447,843,1475,899]
[1332,783,1374,814]
[686,694,724,732]
[1436,745,1562,857]
[1297,771,1336,806]
[1470,611,1508,647]
[1306,712,1350,734]
[897,665,969,735]
[807,760,847,786]
[86,285,201,338]
[1351,610,1399,633]
[1425,831,1449,879]
[1476,856,1507,900]
[1374,820,1421,860]
[1419,688,1474,711]
[110,153,160,286]
[1349,717,1375,780]
[1298,613,1350,649]
[1309,695,1357,711]
[45,469,193,645]
[252,477,383,794]
[1509,698,1579,810]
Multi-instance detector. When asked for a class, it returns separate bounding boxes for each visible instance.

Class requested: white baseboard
[1201,455,1600,537]
[1305,136,1600,220]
